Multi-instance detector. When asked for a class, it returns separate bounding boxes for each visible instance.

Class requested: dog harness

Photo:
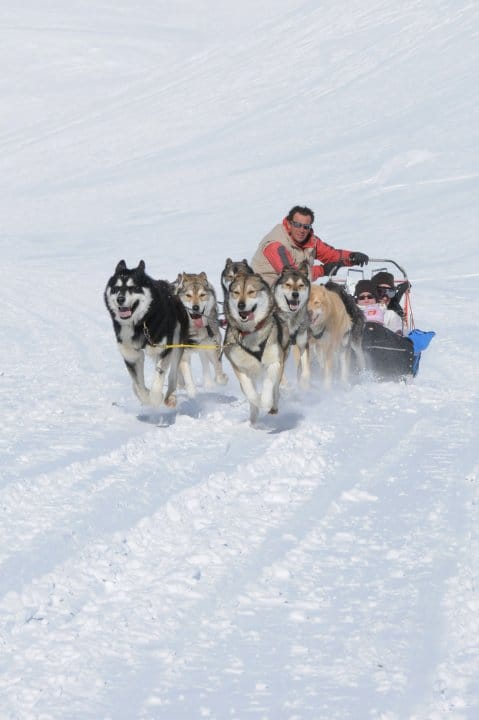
[235,315,285,362]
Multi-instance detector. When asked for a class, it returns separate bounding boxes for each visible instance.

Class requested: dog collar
[238,317,267,336]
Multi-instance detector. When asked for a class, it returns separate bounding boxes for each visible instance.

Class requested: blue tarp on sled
[408,329,436,376]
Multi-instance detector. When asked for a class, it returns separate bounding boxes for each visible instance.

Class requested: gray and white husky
[104,260,189,407]
[224,273,290,424]
[273,261,311,389]
[173,271,228,396]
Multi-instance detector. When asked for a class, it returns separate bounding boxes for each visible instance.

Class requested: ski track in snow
[1,369,478,719]
[2,260,478,719]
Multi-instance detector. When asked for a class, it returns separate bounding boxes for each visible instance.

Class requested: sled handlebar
[367,258,408,280]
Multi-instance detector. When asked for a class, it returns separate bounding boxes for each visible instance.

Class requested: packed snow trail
[1,370,478,719]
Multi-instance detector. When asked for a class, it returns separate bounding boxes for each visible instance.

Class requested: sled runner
[329,259,435,379]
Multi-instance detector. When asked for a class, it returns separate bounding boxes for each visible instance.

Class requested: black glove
[322,261,345,276]
[349,252,369,267]
[395,280,411,303]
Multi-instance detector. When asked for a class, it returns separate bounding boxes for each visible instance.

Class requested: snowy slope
[1,2,479,719]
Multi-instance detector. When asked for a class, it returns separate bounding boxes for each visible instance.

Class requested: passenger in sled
[369,270,435,375]
[353,278,434,379]
[354,279,413,378]
[355,279,403,334]
[371,271,409,333]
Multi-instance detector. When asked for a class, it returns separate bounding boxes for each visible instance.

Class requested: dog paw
[164,394,177,408]
[215,373,228,385]
[249,405,259,424]
[148,389,164,407]
[268,407,278,415]
[261,395,274,412]
[135,387,151,404]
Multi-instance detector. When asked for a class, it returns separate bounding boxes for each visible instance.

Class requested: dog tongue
[240,310,254,322]
[193,317,204,328]
[119,308,132,318]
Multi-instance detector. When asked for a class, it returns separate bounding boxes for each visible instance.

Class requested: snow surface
[1,1,479,718]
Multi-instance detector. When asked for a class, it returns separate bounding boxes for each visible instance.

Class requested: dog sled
[330,259,435,380]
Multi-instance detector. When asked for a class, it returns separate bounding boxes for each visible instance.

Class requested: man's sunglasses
[357,293,375,301]
[290,220,313,231]
[376,286,396,298]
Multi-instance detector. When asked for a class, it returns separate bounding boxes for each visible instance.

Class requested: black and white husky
[224,273,290,424]
[104,260,190,407]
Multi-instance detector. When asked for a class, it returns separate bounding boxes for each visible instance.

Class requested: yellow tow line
[156,343,221,350]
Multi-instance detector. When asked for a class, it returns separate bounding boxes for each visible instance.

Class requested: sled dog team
[104,258,366,423]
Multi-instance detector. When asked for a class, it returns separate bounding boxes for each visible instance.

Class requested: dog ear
[298,260,311,279]
[115,259,127,272]
[138,260,146,272]
[172,273,183,292]
[199,271,208,281]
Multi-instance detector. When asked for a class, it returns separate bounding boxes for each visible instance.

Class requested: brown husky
[224,273,290,424]
[308,283,364,387]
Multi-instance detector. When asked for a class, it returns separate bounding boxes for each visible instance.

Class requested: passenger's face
[356,292,376,305]
[377,284,393,305]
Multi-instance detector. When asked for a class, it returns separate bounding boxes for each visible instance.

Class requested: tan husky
[174,272,228,396]
[224,273,290,424]
[308,283,364,387]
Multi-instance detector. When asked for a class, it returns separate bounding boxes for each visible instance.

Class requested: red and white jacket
[250,218,354,285]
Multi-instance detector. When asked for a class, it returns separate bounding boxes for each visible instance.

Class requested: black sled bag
[362,322,414,379]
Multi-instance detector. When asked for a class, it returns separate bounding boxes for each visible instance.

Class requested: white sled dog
[173,271,228,396]
[308,282,364,387]
[224,273,290,424]
[104,260,189,407]
[273,262,311,389]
